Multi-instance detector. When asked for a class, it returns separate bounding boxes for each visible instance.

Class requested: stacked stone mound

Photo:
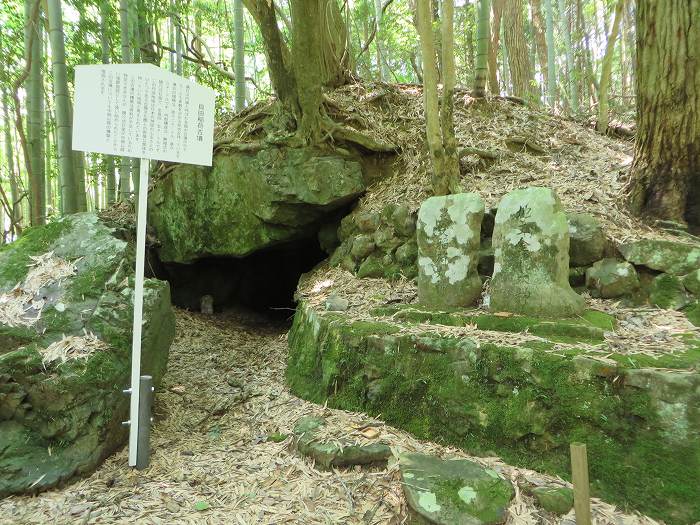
[330,203,418,279]
[327,185,700,323]
[0,214,174,496]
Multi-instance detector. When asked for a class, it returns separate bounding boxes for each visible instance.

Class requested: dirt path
[0,309,662,525]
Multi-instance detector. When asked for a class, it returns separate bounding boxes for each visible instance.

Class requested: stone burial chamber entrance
[144,144,384,319]
[153,236,328,319]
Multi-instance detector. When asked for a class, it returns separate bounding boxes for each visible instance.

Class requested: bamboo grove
[0,0,697,240]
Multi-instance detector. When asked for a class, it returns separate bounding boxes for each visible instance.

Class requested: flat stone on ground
[293,416,391,469]
[399,453,514,525]
[531,486,574,515]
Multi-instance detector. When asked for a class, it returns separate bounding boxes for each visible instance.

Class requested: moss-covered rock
[149,147,365,263]
[619,239,700,276]
[287,302,700,524]
[489,187,584,317]
[649,274,691,310]
[399,453,513,525]
[417,193,484,308]
[568,213,606,266]
[293,415,391,469]
[0,213,175,497]
[531,486,574,515]
[682,269,700,295]
[585,258,639,298]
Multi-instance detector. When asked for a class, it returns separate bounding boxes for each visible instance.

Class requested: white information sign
[73,64,215,166]
[73,64,215,468]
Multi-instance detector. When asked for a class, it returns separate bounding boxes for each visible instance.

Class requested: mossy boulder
[619,239,700,276]
[293,415,391,469]
[0,213,174,497]
[149,147,365,263]
[417,193,484,308]
[649,274,691,310]
[531,486,574,515]
[585,259,639,298]
[400,453,513,525]
[489,187,584,317]
[568,213,606,266]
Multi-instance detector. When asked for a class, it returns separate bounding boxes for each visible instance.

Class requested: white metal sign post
[73,64,215,468]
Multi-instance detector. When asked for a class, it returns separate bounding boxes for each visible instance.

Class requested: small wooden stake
[570,442,592,525]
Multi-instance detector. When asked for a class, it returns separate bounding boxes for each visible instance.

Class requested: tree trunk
[233,0,246,112]
[488,0,505,94]
[374,0,390,80]
[530,0,548,96]
[289,0,323,144]
[175,0,183,74]
[24,0,45,225]
[242,0,297,109]
[558,0,578,113]
[440,0,460,193]
[417,0,455,195]
[503,0,535,100]
[626,0,700,225]
[578,0,598,105]
[473,0,490,97]
[47,0,79,215]
[543,0,556,107]
[596,0,624,134]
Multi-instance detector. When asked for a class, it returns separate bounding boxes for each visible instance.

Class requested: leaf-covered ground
[0,309,664,525]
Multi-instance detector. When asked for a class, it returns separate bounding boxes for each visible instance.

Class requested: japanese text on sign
[73,64,215,166]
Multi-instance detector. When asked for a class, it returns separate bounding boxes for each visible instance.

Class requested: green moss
[67,264,115,301]
[0,220,69,288]
[287,305,700,524]
[370,304,614,343]
[0,326,37,354]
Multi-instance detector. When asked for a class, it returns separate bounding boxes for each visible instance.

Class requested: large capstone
[399,453,514,525]
[0,213,174,496]
[417,193,484,308]
[149,147,366,263]
[489,187,584,317]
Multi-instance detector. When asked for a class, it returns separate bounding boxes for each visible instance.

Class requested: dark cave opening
[153,236,328,321]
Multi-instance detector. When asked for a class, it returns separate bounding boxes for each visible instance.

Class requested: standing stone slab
[489,187,584,317]
[399,453,514,525]
[417,194,484,308]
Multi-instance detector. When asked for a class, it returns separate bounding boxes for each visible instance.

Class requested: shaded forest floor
[0,309,664,525]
